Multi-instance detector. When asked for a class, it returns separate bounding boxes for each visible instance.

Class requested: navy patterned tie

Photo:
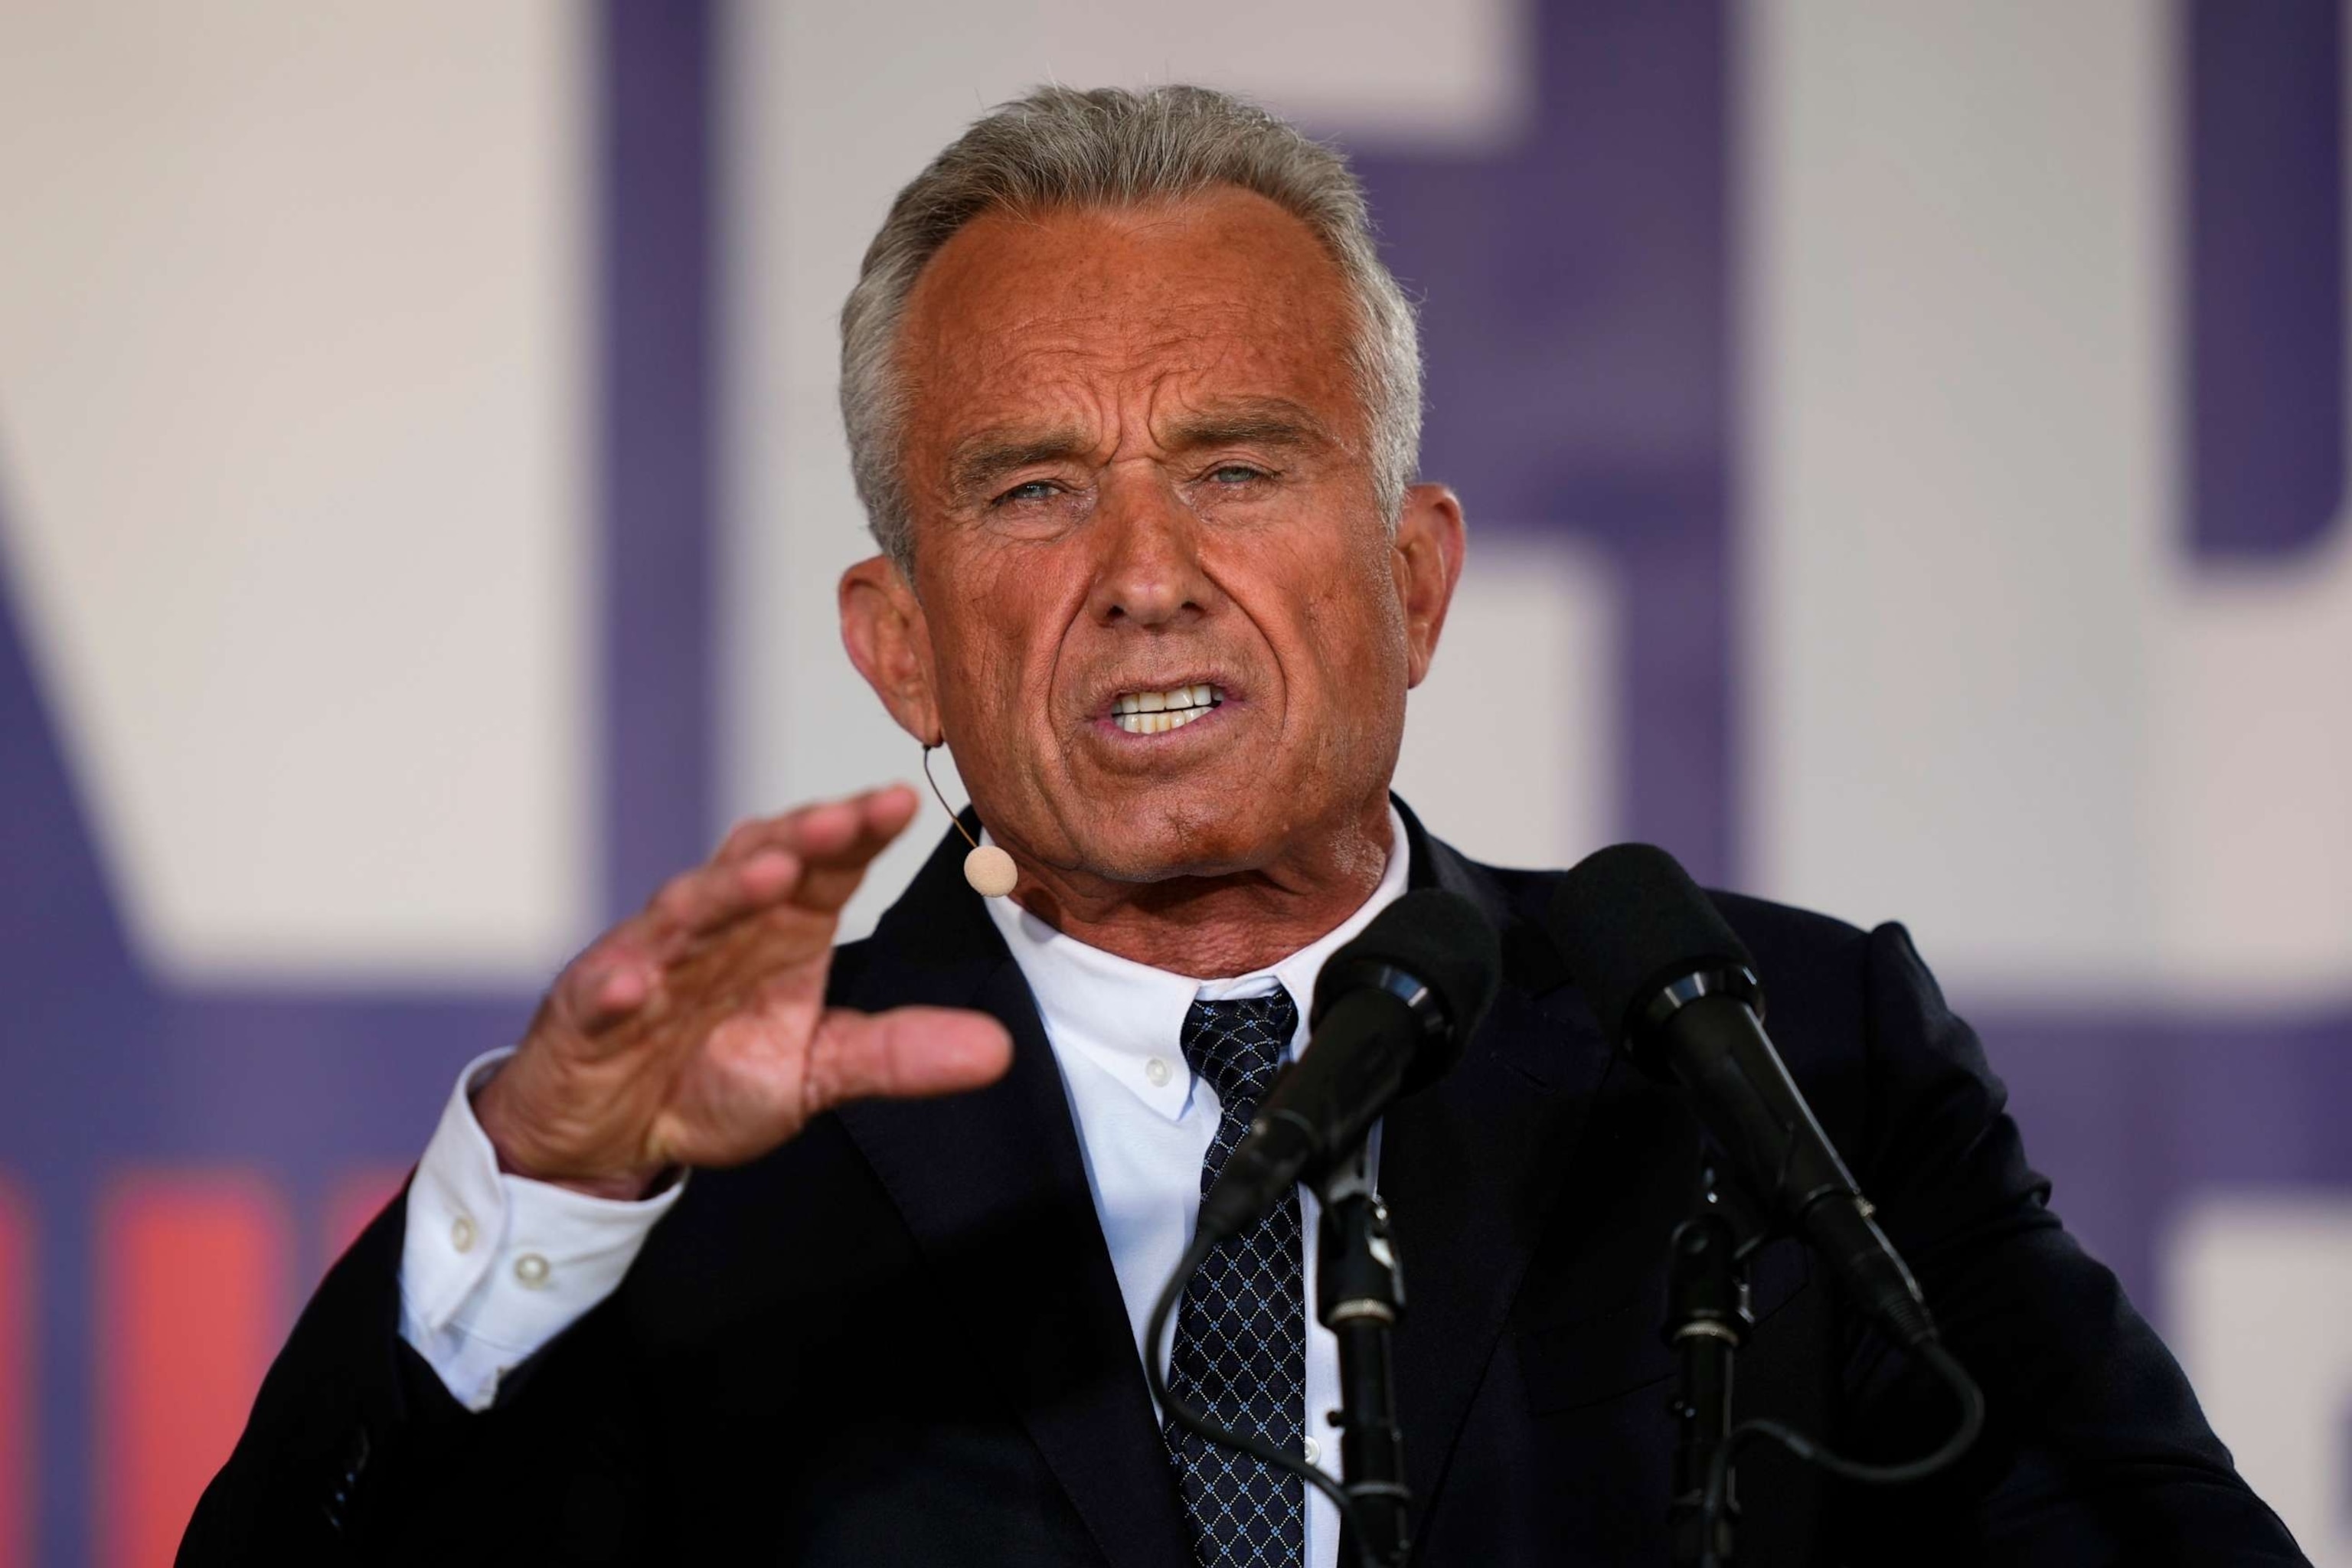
[1162,988,1306,1568]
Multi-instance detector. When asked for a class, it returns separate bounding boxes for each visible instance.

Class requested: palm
[648,916,841,1168]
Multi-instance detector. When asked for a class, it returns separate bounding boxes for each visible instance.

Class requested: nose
[1084,472,1215,629]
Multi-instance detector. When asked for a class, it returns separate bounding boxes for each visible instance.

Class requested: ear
[1393,483,1467,688]
[840,554,943,744]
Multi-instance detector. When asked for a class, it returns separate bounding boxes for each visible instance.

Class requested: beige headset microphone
[921,743,1019,897]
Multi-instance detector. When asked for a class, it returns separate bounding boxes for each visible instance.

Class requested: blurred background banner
[0,0,2344,1560]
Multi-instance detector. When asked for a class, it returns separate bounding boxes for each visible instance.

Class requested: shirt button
[1302,1435,1322,1465]
[1145,1057,1173,1087]
[449,1215,476,1253]
[513,1252,551,1288]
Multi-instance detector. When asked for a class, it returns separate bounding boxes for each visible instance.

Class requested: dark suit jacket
[182,806,2305,1565]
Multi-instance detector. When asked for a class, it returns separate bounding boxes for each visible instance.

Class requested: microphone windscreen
[1313,888,1503,1091]
[1548,844,1756,1050]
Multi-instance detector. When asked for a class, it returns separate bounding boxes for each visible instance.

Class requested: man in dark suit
[183,84,2303,1566]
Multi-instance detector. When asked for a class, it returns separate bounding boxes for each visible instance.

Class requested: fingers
[730,783,924,921]
[803,1005,1014,1113]
[556,783,938,1040]
[648,784,925,943]
[785,789,923,913]
[714,785,920,872]
[698,786,922,915]
[567,949,655,1029]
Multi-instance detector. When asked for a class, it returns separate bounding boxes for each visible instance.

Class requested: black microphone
[1197,889,1501,1244]
[1548,845,1939,1350]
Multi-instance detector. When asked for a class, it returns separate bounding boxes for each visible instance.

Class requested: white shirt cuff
[397,1047,684,1411]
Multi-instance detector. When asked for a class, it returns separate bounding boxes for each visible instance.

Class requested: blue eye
[1208,464,1265,485]
[995,480,1059,506]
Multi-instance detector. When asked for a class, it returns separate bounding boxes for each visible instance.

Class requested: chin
[1066,802,1276,884]
[1073,836,1251,885]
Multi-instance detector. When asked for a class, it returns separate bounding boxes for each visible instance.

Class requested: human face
[844,189,1461,892]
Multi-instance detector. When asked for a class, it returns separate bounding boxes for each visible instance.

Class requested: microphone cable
[1545,841,1991,1564]
[1696,1337,1986,1568]
[1143,889,1497,1568]
[1146,1227,1387,1568]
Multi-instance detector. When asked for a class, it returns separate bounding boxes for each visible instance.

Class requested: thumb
[805,1005,1014,1113]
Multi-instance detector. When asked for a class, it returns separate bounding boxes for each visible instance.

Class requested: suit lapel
[832,823,1191,1568]
[829,807,1619,1561]
[1382,804,1619,1521]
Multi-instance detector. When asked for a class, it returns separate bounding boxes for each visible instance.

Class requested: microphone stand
[1315,1150,1412,1568]
[1665,1165,1757,1568]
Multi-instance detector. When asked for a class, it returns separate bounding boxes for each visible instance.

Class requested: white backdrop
[0,1,2344,1558]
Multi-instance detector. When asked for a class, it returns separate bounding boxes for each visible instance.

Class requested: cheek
[1246,543,1410,779]
[1298,540,1409,678]
[923,552,1073,754]
[933,614,1022,720]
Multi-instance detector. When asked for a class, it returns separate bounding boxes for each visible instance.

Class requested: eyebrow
[944,398,1339,501]
[946,430,1094,501]
[1160,399,1338,455]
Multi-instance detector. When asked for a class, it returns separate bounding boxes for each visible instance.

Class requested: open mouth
[1109,683,1225,736]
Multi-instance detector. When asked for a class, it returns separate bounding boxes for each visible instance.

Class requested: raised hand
[473,785,1012,1198]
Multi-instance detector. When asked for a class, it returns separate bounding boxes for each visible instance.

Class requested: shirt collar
[982,806,1413,1121]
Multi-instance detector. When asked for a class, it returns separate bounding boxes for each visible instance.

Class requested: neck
[1003,802,1396,977]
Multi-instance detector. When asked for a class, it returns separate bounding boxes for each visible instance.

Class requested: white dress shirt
[399,806,1410,1568]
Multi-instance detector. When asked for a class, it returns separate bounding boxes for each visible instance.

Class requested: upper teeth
[1112,684,1222,734]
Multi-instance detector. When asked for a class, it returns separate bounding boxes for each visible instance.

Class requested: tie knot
[1178,988,1298,1112]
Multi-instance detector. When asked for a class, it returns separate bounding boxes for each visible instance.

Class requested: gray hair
[839,83,1423,571]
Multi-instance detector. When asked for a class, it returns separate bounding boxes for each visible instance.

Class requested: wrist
[471,1066,666,1202]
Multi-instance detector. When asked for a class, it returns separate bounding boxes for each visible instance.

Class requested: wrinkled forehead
[893,190,1370,463]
